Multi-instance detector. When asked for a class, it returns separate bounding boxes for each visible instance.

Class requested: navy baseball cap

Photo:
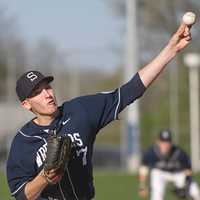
[159,129,172,142]
[16,70,54,101]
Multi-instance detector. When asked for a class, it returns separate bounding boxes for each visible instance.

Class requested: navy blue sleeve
[15,188,28,200]
[6,136,37,197]
[78,73,146,131]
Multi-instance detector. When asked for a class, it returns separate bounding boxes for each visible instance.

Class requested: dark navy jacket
[141,144,191,172]
[7,73,145,200]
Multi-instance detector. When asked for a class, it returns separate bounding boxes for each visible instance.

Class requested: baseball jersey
[141,144,191,172]
[7,73,146,200]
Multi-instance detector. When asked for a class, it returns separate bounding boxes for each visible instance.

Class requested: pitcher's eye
[28,81,52,98]
[29,88,43,97]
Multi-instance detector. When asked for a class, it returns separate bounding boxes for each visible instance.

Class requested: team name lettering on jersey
[35,133,88,168]
[67,133,88,166]
[67,133,83,147]
[36,143,47,167]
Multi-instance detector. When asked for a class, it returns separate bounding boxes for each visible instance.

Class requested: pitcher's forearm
[24,173,48,200]
[139,23,192,88]
[138,44,176,88]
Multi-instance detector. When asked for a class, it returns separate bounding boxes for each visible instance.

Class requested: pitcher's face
[22,81,58,116]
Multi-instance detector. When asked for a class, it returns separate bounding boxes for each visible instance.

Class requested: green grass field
[0,171,14,200]
[94,171,179,200]
[1,170,200,200]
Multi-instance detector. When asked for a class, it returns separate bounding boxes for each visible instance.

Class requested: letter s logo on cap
[27,72,38,82]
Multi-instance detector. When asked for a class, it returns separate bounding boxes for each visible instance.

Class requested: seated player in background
[138,129,200,200]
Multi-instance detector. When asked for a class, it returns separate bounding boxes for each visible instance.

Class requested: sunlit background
[0,0,200,199]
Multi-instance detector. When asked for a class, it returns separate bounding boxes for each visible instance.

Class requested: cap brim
[27,76,54,98]
[44,76,54,83]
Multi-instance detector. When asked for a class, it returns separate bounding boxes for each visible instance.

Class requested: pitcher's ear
[21,99,32,111]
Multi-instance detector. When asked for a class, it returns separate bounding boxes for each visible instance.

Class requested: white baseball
[182,12,196,25]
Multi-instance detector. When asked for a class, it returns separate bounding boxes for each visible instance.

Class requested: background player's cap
[159,129,172,142]
[16,70,54,101]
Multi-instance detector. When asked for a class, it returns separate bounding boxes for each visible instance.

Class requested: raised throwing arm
[139,23,192,88]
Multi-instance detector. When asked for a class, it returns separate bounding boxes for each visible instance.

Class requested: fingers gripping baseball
[169,12,196,52]
[170,24,191,52]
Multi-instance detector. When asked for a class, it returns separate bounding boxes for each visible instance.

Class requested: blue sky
[1,0,122,71]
